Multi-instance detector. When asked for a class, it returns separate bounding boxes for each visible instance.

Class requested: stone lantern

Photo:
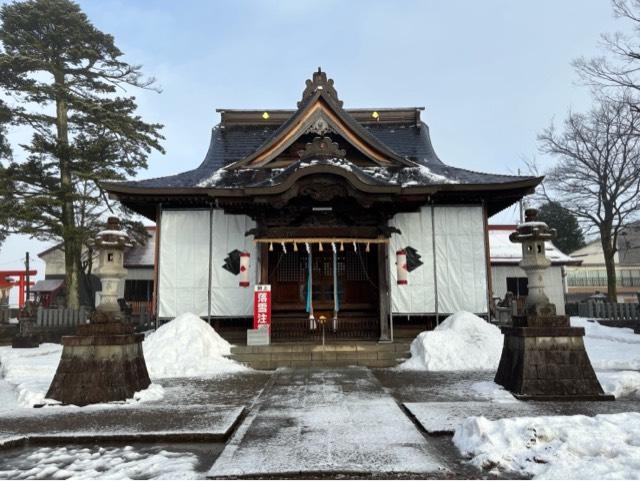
[92,218,131,318]
[494,209,611,400]
[46,218,151,406]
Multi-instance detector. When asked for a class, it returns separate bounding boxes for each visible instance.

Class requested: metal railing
[577,301,639,321]
[36,306,89,328]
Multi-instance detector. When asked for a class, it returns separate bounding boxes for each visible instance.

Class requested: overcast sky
[0,0,626,304]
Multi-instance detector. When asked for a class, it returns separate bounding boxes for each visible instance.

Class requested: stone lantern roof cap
[94,217,133,248]
[510,208,557,243]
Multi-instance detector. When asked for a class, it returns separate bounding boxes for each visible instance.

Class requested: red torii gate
[0,270,36,308]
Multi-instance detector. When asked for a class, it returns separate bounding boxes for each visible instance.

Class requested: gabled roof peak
[299,67,343,108]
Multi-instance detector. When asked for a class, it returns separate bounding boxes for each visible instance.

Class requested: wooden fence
[36,306,89,328]
[577,302,639,321]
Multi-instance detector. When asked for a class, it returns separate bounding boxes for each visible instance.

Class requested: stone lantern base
[495,315,613,401]
[46,317,150,406]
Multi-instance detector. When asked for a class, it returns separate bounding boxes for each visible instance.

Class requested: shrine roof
[103,68,542,216]
[106,119,537,190]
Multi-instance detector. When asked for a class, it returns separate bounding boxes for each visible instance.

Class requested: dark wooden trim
[103,176,542,198]
[225,93,413,169]
[217,107,424,127]
[260,243,269,285]
[378,243,391,341]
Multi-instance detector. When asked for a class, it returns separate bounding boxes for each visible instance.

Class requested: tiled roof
[117,121,534,190]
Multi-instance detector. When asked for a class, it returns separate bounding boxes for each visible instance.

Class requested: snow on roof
[488,226,578,265]
[31,279,64,293]
[38,227,156,268]
[124,228,156,267]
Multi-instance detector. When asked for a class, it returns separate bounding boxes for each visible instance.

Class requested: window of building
[506,277,528,297]
[124,280,153,302]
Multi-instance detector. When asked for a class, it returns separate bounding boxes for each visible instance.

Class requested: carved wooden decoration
[297,136,346,160]
[298,67,343,108]
[305,114,333,136]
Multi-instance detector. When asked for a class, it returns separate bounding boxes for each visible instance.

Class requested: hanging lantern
[396,249,408,285]
[239,252,251,287]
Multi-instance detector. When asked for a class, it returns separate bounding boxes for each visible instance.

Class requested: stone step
[227,341,412,369]
[230,341,411,354]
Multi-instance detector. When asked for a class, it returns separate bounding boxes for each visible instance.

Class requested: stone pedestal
[45,217,150,406]
[46,319,150,406]
[495,315,613,400]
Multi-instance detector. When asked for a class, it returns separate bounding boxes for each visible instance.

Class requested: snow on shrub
[143,312,248,379]
[453,412,640,479]
[400,311,503,371]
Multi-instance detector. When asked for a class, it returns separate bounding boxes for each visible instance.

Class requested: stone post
[494,209,611,400]
[46,218,151,406]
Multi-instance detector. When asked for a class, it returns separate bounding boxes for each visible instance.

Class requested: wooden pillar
[481,202,493,320]
[378,243,391,342]
[152,203,162,327]
[259,243,269,284]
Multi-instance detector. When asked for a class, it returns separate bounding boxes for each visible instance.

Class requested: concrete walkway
[0,371,271,446]
[208,368,449,478]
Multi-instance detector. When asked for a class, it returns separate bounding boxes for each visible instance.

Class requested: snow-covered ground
[572,317,640,370]
[0,343,62,407]
[454,412,640,479]
[0,445,205,480]
[399,312,640,399]
[0,312,246,408]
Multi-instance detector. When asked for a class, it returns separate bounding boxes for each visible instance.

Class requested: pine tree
[0,0,164,307]
[0,100,12,246]
[536,202,586,254]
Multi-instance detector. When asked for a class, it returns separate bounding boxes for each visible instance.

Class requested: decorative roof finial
[298,67,343,108]
[297,136,346,160]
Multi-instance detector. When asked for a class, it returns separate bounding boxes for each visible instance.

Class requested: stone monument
[12,301,40,348]
[46,218,151,406]
[494,209,612,400]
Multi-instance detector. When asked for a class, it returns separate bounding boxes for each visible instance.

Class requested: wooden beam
[378,243,391,342]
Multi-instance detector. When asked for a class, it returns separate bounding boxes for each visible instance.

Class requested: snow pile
[596,371,640,399]
[143,312,248,378]
[572,317,640,370]
[0,343,62,407]
[454,413,640,479]
[469,381,517,403]
[130,383,165,403]
[400,311,503,371]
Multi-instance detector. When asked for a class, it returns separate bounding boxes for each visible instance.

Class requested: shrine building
[104,69,541,342]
